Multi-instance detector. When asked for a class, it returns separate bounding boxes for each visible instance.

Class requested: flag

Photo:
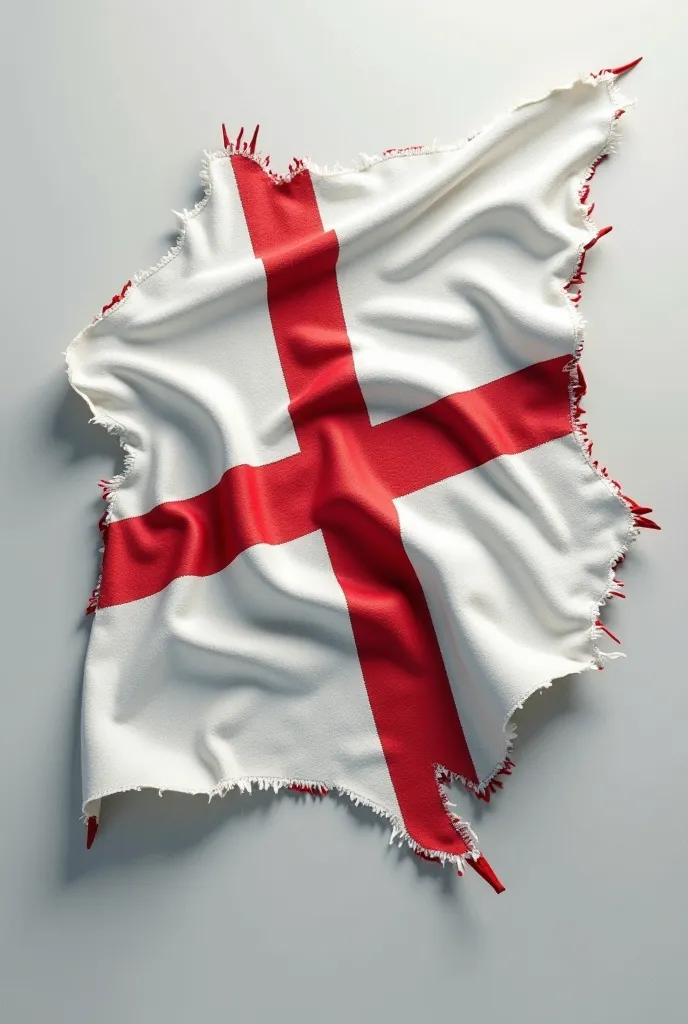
[67,60,655,891]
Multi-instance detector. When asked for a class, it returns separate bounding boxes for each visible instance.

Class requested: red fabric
[467,854,506,893]
[86,816,99,850]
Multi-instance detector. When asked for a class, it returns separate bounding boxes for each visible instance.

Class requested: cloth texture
[67,66,648,883]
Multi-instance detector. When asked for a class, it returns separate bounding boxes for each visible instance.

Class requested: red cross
[96,155,573,886]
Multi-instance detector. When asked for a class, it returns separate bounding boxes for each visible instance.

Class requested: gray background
[1,2,685,1021]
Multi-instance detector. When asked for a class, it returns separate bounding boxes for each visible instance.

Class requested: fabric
[67,62,654,890]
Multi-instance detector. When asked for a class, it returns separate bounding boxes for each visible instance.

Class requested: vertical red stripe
[231,156,477,856]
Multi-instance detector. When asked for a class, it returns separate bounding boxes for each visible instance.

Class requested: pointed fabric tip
[86,816,99,850]
[596,619,621,644]
[467,854,506,894]
[635,515,661,530]
[248,124,260,155]
[584,225,613,253]
[592,58,643,80]
[222,123,230,149]
[609,57,643,76]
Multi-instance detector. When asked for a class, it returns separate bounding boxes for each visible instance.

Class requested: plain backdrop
[1,3,686,1022]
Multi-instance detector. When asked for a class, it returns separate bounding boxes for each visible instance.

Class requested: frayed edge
[68,412,137,615]
[435,724,518,806]
[289,783,328,796]
[82,774,484,877]
[464,62,655,805]
[215,65,645,184]
[564,66,659,666]
[98,279,131,318]
[431,61,653,811]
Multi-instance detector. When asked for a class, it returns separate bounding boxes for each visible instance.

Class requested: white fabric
[395,434,629,781]
[78,158,299,521]
[68,71,635,852]
[81,531,401,815]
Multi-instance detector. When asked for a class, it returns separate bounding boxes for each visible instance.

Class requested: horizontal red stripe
[361,354,571,497]
[98,355,571,609]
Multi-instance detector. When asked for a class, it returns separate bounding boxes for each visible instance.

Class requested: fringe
[83,774,491,880]
[450,60,657,812]
[405,61,655,816]
[564,64,660,676]
[289,783,328,796]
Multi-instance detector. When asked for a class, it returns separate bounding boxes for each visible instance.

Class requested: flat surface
[0,3,685,1021]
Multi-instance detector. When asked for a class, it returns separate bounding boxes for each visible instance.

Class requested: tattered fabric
[67,61,655,891]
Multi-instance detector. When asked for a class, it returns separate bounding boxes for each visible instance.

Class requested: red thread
[414,849,443,864]
[220,125,289,184]
[608,57,643,75]
[596,619,621,644]
[565,225,612,301]
[634,515,661,530]
[100,280,131,316]
[382,144,424,156]
[584,154,609,184]
[591,57,643,79]
[289,784,328,797]
[475,759,515,803]
[565,104,659,664]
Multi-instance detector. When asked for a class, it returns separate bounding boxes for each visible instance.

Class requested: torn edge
[82,774,492,880]
[565,66,659,668]
[413,60,657,810]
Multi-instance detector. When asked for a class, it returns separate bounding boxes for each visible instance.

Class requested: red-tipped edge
[474,758,515,804]
[101,280,131,317]
[289,783,328,797]
[608,57,643,76]
[86,816,99,850]
[467,854,506,894]
[592,57,643,79]
[248,124,260,155]
[596,619,621,644]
